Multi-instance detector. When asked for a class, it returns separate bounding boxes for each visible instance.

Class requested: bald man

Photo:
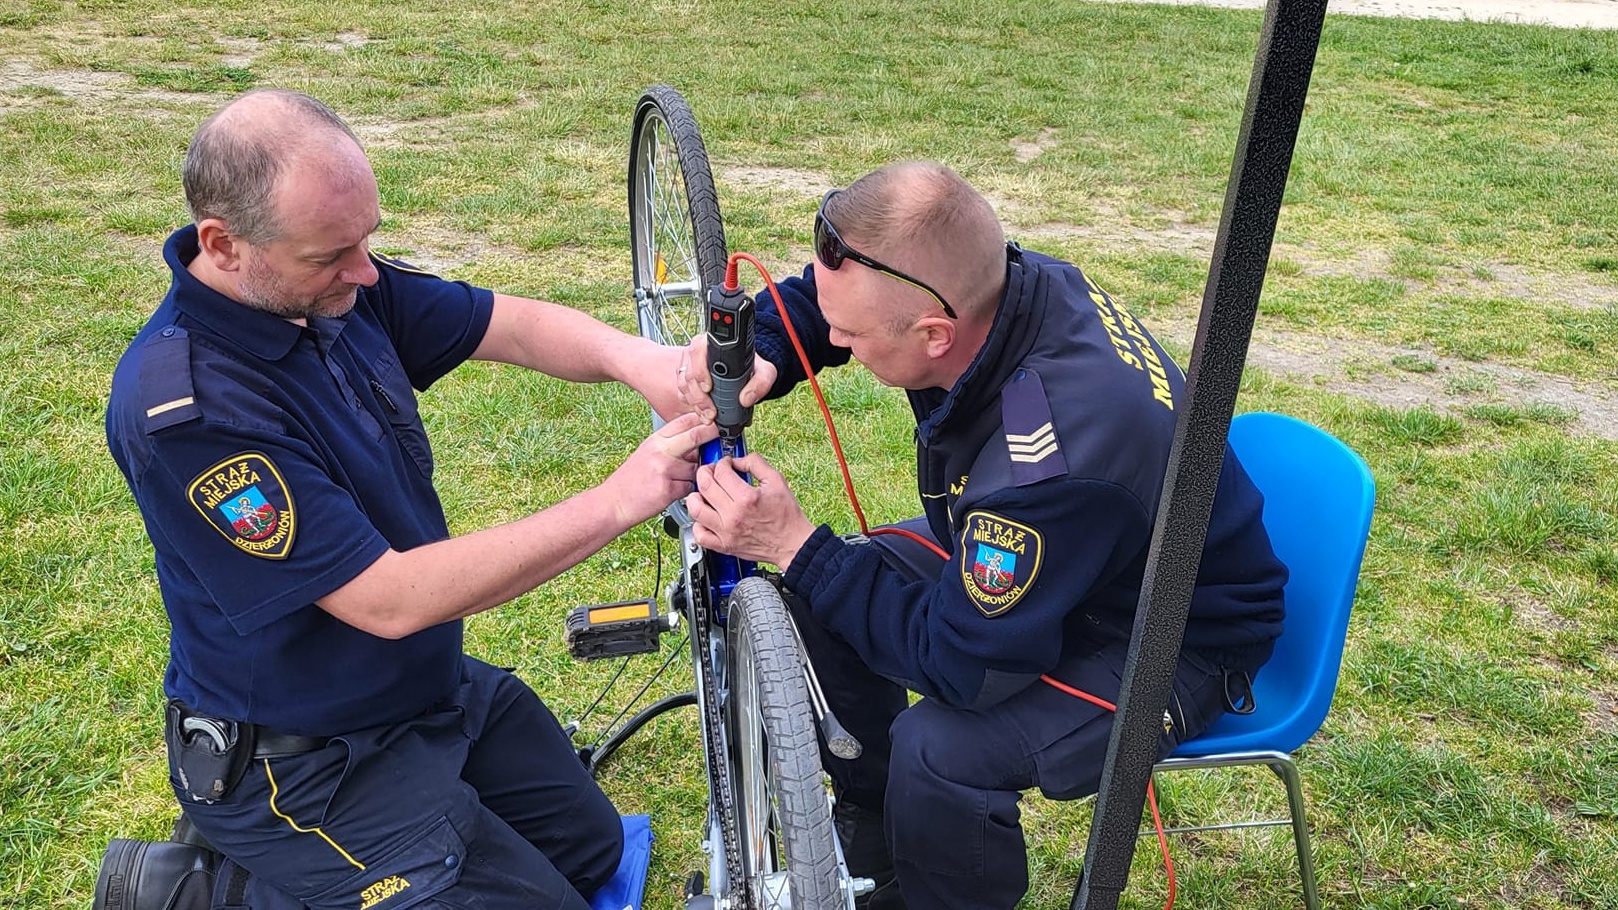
[685,162,1288,909]
[103,89,715,910]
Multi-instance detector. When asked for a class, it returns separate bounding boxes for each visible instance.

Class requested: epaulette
[139,325,201,433]
[1001,368,1067,486]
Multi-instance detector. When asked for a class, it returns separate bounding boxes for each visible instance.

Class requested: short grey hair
[181,89,359,244]
[827,161,1005,326]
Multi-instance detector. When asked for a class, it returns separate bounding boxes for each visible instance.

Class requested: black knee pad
[93,838,220,910]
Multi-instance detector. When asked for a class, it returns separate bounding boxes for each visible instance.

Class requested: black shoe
[834,802,907,910]
[93,838,221,910]
[170,812,216,853]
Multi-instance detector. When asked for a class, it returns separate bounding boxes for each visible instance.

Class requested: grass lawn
[2,2,1615,908]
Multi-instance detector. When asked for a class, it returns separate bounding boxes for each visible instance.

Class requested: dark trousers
[797,520,1231,910]
[173,657,621,910]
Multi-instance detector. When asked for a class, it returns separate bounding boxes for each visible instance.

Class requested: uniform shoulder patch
[1001,369,1067,486]
[958,510,1044,617]
[188,452,296,559]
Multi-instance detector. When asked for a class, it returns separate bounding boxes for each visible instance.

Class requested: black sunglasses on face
[814,191,958,319]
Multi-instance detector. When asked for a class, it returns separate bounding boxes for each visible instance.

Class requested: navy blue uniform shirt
[754,249,1286,710]
[106,225,495,736]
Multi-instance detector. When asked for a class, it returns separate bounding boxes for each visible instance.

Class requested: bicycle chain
[687,564,750,908]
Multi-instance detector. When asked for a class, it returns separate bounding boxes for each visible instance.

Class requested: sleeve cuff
[782,524,840,596]
[753,324,795,402]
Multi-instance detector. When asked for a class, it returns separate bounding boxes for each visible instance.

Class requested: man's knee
[885,708,1027,897]
[886,701,1020,794]
[884,709,989,831]
[564,791,625,896]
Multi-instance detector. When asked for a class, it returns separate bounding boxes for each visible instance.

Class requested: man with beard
[103,89,714,910]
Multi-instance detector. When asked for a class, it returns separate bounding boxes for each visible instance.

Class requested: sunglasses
[814,190,958,319]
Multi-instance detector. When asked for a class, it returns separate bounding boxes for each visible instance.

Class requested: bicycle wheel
[629,84,728,350]
[728,577,845,909]
[628,84,751,904]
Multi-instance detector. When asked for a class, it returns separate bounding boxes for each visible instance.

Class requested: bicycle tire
[629,84,728,350]
[627,84,750,905]
[728,577,844,909]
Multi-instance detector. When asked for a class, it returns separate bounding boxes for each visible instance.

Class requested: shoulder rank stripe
[1007,421,1059,464]
[146,397,195,418]
[1001,369,1067,486]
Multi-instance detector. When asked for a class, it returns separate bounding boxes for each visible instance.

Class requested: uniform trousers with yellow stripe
[174,657,622,910]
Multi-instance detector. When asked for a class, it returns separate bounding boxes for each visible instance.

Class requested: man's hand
[675,334,777,424]
[686,452,815,569]
[624,343,693,422]
[603,411,720,526]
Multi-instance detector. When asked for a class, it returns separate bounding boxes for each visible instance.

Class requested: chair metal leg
[1148,749,1322,910]
[1265,754,1321,910]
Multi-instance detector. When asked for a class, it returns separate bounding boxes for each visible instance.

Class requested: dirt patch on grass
[0,62,206,111]
[1430,263,1618,313]
[1018,210,1218,261]
[215,37,264,68]
[1011,128,1061,163]
[1590,689,1618,734]
[719,165,824,196]
[373,224,502,276]
[1505,589,1581,637]
[1143,311,1618,440]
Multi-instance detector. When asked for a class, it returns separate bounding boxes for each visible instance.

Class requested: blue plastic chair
[1149,411,1375,910]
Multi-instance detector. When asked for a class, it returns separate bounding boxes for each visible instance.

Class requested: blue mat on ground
[589,814,654,910]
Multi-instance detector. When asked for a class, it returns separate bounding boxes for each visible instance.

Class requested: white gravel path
[1113,0,1618,29]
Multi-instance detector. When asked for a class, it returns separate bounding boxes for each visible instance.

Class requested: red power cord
[724,252,1177,910]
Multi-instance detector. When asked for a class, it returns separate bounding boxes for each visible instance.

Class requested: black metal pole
[1072,2,1329,908]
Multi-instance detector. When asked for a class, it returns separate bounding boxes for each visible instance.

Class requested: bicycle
[562,84,864,910]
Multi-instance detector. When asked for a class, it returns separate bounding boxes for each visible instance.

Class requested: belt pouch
[164,700,255,803]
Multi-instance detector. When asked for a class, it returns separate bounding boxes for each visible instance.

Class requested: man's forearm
[317,484,638,638]
[474,293,659,383]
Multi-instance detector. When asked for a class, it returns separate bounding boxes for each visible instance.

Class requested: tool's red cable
[727,253,870,535]
[1037,675,1177,909]
[726,252,1176,910]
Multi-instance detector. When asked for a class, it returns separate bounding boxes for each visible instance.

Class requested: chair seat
[1169,671,1320,758]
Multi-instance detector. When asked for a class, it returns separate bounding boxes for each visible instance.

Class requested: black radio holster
[164,700,255,804]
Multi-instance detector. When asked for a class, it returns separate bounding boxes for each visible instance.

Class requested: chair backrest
[1171,411,1376,758]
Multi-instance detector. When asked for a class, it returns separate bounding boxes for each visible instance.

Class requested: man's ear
[194,218,245,273]
[918,316,956,360]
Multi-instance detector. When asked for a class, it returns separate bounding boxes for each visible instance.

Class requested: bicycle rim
[627,84,749,905]
[628,83,728,351]
[728,577,845,909]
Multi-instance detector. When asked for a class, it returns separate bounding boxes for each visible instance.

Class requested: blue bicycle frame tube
[699,435,756,614]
